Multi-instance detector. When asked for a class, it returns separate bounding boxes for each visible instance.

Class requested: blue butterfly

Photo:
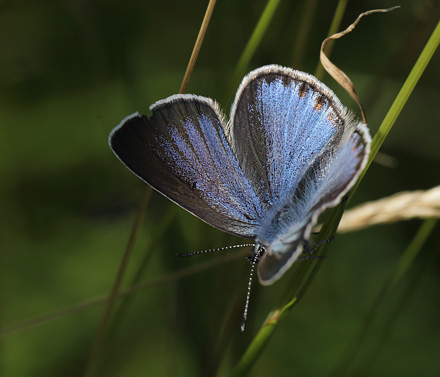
[109,64,370,289]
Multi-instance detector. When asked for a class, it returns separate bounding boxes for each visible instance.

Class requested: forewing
[230,65,349,208]
[109,94,264,238]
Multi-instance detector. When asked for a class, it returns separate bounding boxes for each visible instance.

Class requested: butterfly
[109,64,370,326]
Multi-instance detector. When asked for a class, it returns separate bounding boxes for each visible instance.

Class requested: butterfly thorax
[255,197,306,242]
[253,198,313,266]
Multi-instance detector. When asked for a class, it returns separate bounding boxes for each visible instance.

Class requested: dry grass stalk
[338,185,440,233]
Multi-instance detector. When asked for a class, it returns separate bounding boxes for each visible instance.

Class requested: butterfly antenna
[177,243,254,257]
[241,251,259,332]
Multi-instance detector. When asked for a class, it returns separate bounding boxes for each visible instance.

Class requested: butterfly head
[245,242,267,264]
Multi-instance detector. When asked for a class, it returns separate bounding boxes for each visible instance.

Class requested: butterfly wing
[258,124,370,284]
[228,65,370,284]
[109,94,264,238]
[230,65,347,209]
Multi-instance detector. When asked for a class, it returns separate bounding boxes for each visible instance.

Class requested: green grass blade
[355,221,438,376]
[228,16,440,377]
[230,0,281,90]
[290,0,318,70]
[389,218,438,288]
[362,17,440,176]
[333,218,438,377]
[230,299,296,377]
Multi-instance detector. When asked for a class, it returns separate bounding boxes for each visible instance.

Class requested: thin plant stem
[314,0,349,80]
[82,1,218,375]
[82,187,152,377]
[179,0,217,94]
[228,15,440,377]
[332,218,438,377]
[104,207,176,347]
[354,222,438,375]
[291,0,318,69]
[230,299,297,377]
[230,0,282,91]
[0,242,246,340]
[359,17,440,180]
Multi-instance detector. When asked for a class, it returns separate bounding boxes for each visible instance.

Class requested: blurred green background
[1,0,439,376]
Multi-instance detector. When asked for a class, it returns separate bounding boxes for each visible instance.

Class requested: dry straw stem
[320,6,399,124]
[338,185,440,233]
[84,1,218,376]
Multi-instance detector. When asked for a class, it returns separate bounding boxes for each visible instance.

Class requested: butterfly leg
[299,237,334,260]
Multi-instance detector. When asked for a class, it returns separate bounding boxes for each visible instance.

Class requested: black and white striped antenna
[177,243,254,257]
[177,243,260,332]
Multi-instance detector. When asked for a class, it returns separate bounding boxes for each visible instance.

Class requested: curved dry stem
[320,7,400,123]
[83,1,218,376]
